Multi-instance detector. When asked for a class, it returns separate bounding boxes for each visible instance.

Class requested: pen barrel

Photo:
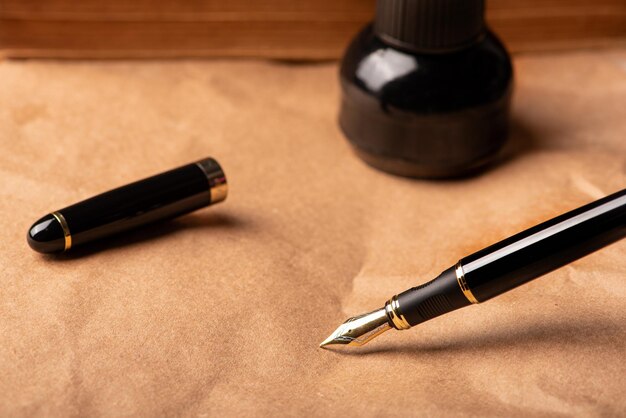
[57,158,227,248]
[459,188,626,302]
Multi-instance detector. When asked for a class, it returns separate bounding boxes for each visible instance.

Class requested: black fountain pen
[321,188,626,348]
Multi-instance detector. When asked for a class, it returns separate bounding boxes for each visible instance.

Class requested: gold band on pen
[51,211,72,251]
[455,262,479,304]
[385,295,412,330]
[195,158,228,204]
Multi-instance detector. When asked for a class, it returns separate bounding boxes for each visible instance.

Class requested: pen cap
[27,157,228,253]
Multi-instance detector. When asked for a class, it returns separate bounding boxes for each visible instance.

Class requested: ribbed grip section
[374,0,485,51]
[413,293,454,323]
[396,266,472,326]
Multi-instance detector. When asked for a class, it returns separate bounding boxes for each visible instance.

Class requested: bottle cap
[374,0,485,52]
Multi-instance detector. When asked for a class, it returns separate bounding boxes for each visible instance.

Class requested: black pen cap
[27,157,227,254]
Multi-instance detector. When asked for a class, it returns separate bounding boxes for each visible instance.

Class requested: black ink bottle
[339,0,513,178]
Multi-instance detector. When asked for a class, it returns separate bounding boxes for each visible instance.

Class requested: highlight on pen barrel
[459,188,626,302]
[27,157,228,254]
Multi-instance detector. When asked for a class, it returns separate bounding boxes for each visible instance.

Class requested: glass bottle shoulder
[340,25,513,113]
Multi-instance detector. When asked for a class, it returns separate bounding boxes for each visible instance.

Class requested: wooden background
[1,0,625,59]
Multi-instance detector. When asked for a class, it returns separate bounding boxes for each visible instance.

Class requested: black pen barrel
[460,188,626,302]
[387,188,626,329]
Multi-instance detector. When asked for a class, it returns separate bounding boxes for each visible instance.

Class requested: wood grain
[1,0,625,59]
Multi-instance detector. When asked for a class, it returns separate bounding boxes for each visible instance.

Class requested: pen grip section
[58,161,216,247]
[461,188,626,302]
[395,266,471,327]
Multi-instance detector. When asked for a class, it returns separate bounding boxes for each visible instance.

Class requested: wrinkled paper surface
[1,50,625,416]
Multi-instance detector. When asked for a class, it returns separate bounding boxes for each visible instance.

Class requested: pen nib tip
[319,335,336,349]
[318,307,392,348]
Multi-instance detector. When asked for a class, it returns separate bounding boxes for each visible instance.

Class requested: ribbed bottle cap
[374,0,485,52]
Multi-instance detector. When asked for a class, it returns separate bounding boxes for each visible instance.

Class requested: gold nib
[319,307,392,348]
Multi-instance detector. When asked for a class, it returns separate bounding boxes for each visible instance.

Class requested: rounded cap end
[27,214,66,253]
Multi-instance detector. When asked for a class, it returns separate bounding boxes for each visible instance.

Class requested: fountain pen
[321,188,626,348]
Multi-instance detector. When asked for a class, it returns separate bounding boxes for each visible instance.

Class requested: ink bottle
[339,0,513,178]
